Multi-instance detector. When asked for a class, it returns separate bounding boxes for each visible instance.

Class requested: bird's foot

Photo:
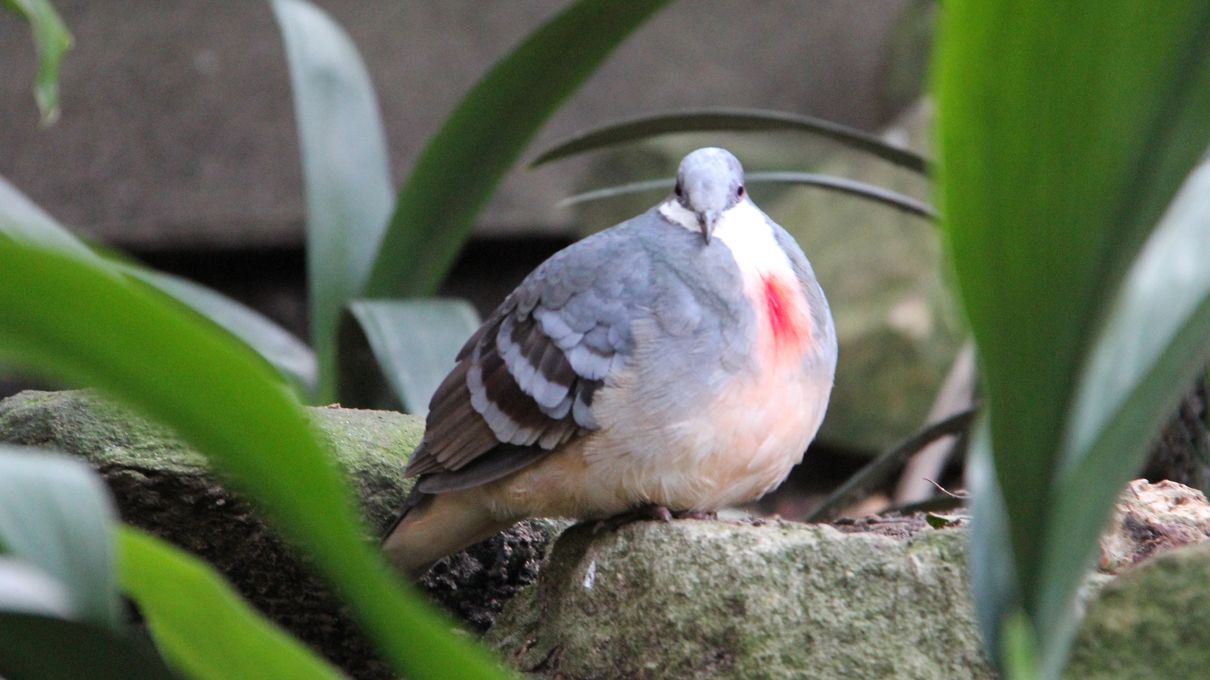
[672,509,718,520]
[592,504,674,534]
[591,506,720,533]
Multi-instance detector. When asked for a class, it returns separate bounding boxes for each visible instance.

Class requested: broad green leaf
[3,0,71,124]
[0,612,177,680]
[340,299,480,412]
[364,0,671,298]
[0,446,120,629]
[530,107,929,174]
[0,173,317,394]
[0,239,506,679]
[1000,612,1041,680]
[127,269,317,394]
[270,0,394,402]
[118,526,345,680]
[560,171,936,220]
[0,557,75,619]
[935,2,1210,676]
[0,174,96,260]
[1035,161,1210,675]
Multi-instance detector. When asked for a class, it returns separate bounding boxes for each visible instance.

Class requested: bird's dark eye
[737,185,745,198]
[674,183,683,198]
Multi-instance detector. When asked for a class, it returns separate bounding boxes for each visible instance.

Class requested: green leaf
[339,299,480,412]
[118,526,345,680]
[0,557,76,619]
[1000,611,1042,680]
[530,107,929,174]
[0,173,96,260]
[0,446,121,629]
[270,0,394,402]
[0,612,177,680]
[0,173,317,394]
[0,238,507,679]
[560,171,936,220]
[364,0,671,298]
[935,2,1210,676]
[1037,160,1210,672]
[126,268,317,394]
[3,0,72,124]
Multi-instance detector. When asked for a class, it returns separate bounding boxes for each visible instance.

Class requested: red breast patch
[761,274,812,359]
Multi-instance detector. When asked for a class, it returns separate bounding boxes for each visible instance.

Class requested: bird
[383,147,837,576]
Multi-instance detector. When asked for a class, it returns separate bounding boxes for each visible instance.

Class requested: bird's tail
[381,486,514,578]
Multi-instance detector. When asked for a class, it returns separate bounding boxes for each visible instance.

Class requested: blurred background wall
[1,1,938,461]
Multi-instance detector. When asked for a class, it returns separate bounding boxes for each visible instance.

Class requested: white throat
[657,199,795,280]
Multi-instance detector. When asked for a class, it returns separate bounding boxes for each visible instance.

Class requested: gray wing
[404,226,647,494]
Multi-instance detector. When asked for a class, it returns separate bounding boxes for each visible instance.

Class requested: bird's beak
[698,210,718,244]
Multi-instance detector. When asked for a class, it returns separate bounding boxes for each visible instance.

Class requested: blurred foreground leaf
[119,526,345,680]
[0,446,120,629]
[936,2,1210,676]
[0,238,506,679]
[0,612,176,680]
[0,173,317,393]
[0,447,175,679]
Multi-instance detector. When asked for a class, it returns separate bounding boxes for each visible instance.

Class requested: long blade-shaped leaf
[0,239,506,679]
[364,0,670,298]
[936,1,1210,675]
[0,558,75,619]
[271,0,394,401]
[0,446,120,629]
[0,173,317,393]
[3,0,71,124]
[560,172,936,220]
[127,269,317,394]
[1034,161,1210,675]
[0,174,95,260]
[530,107,929,174]
[0,612,177,680]
[118,526,345,680]
[340,299,480,412]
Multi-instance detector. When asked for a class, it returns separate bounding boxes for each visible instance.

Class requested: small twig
[879,495,967,517]
[922,477,970,500]
[805,406,979,523]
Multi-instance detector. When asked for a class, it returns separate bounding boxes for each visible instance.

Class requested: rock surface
[0,390,560,679]
[485,520,994,680]
[9,390,1210,679]
[1099,479,1210,573]
[1069,542,1210,679]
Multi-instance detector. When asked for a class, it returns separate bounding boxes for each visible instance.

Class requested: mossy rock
[0,389,560,679]
[486,520,993,679]
[1068,542,1210,679]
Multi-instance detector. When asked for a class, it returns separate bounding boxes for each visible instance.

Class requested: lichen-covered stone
[1098,479,1210,573]
[1069,543,1210,679]
[0,390,561,679]
[486,520,994,679]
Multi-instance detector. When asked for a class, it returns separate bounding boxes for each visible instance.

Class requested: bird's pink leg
[591,506,718,533]
[672,509,718,520]
[592,504,674,533]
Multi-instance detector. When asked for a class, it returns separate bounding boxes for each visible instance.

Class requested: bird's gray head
[673,147,746,243]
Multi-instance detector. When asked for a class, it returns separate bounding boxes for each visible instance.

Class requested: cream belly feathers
[384,148,837,575]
